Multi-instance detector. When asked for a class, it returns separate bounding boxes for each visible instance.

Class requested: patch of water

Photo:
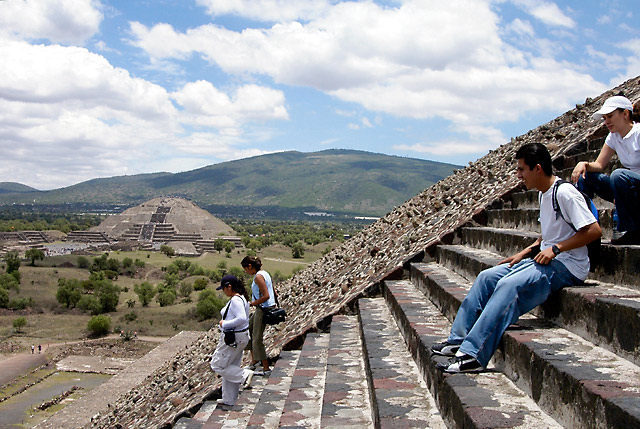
[0,371,110,428]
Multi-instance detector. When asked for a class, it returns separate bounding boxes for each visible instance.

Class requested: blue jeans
[447,259,581,367]
[577,169,640,232]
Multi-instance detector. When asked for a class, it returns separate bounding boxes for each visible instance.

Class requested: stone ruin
[74,197,239,255]
[36,76,640,428]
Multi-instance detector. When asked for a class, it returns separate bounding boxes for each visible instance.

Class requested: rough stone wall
[88,77,640,428]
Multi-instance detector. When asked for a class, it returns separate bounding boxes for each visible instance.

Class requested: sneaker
[216,402,236,411]
[611,230,640,245]
[246,362,258,371]
[431,341,460,357]
[254,369,272,377]
[436,354,484,373]
[242,370,254,389]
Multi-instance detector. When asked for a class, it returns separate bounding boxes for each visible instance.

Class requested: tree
[0,273,20,292]
[56,278,82,309]
[87,315,111,336]
[193,277,208,291]
[214,238,225,253]
[160,245,175,257]
[96,280,120,313]
[224,241,235,254]
[77,256,90,269]
[134,282,156,307]
[25,248,44,266]
[0,288,8,308]
[179,281,193,298]
[4,251,20,274]
[292,242,305,259]
[13,316,27,332]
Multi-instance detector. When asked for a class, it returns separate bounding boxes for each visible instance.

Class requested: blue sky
[1,0,639,190]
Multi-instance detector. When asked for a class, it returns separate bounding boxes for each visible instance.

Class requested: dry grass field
[1,243,334,353]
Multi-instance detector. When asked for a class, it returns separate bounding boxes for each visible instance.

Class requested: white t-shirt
[604,122,640,173]
[220,295,249,331]
[539,178,597,280]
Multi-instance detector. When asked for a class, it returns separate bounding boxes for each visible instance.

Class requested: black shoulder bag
[261,290,286,325]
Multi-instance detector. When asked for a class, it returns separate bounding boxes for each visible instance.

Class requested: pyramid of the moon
[91,197,235,242]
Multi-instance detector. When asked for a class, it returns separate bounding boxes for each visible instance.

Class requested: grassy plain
[1,243,333,352]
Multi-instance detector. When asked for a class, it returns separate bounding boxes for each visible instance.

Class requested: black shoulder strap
[223,295,240,320]
[551,179,578,231]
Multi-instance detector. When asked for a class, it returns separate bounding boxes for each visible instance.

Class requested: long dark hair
[230,277,249,301]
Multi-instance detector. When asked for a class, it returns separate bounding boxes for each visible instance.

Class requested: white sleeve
[221,296,248,330]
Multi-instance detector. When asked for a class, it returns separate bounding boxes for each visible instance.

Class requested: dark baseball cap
[217,274,238,290]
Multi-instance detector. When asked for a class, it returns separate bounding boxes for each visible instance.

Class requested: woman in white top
[209,274,253,410]
[571,95,640,245]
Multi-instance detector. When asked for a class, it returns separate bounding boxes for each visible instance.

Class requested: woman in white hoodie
[210,274,253,410]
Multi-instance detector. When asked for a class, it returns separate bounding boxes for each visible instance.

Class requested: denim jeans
[577,169,640,232]
[447,259,581,367]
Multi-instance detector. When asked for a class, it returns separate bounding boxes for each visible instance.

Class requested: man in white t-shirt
[432,143,602,373]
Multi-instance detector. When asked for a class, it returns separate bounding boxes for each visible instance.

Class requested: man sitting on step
[432,143,602,373]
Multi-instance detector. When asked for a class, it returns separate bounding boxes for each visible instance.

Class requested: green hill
[0,150,460,217]
[0,182,39,194]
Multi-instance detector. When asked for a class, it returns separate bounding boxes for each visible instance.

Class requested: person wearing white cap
[209,274,253,411]
[571,94,640,245]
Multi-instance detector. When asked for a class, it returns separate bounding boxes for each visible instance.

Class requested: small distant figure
[31,345,35,354]
[134,331,138,339]
[38,344,41,354]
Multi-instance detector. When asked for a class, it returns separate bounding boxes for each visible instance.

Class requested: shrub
[77,295,101,315]
[87,315,111,336]
[9,297,34,310]
[77,256,90,269]
[124,311,137,322]
[56,278,82,309]
[193,277,208,291]
[179,281,193,298]
[134,282,156,307]
[157,288,177,307]
[13,316,27,332]
[195,289,225,320]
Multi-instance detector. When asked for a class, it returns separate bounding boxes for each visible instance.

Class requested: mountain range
[0,149,460,217]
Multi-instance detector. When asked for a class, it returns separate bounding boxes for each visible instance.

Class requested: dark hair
[515,143,552,176]
[632,100,640,122]
[231,278,249,301]
[241,255,262,270]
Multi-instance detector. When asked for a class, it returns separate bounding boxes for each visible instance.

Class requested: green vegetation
[87,315,111,336]
[0,208,103,232]
[0,150,459,217]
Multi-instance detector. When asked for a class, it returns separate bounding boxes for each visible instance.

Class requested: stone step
[405,263,640,428]
[321,315,374,428]
[379,281,561,428]
[358,297,447,428]
[412,256,640,367]
[459,226,640,288]
[486,207,615,238]
[278,333,330,428]
[175,350,302,429]
[246,350,301,428]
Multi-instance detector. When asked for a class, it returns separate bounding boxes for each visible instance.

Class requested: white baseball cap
[592,95,633,120]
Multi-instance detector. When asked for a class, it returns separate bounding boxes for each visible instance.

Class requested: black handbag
[222,299,237,347]
[261,291,286,325]
[262,306,287,325]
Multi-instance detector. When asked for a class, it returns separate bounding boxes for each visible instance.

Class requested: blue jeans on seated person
[577,169,640,232]
[447,259,581,367]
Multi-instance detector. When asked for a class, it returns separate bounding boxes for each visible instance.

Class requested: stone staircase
[172,137,639,428]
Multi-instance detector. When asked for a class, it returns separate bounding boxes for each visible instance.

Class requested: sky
[1,0,639,190]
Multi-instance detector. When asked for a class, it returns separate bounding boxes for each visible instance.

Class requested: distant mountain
[0,182,39,194]
[0,150,460,217]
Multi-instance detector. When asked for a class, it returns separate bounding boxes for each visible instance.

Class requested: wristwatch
[551,245,562,256]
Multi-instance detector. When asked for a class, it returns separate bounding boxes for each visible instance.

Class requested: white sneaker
[254,369,272,377]
[242,369,254,389]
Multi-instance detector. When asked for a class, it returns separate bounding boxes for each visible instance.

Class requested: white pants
[210,330,250,405]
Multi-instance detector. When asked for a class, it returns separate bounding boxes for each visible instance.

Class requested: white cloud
[510,0,576,28]
[0,40,289,189]
[195,0,333,22]
[0,0,102,45]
